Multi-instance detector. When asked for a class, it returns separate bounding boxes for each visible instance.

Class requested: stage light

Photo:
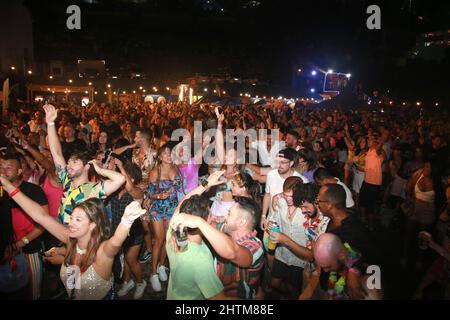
[328,69,333,73]
[346,73,351,78]
[69,79,73,83]
[10,66,15,70]
[27,70,32,75]
[49,76,53,79]
[310,88,315,93]
[311,70,317,76]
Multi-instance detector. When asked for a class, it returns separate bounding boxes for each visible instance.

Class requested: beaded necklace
[327,242,362,300]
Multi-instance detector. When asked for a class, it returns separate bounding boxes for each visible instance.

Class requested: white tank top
[414,175,435,203]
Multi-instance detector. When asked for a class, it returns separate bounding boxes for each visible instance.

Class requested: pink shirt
[179,157,198,194]
[42,176,63,218]
[364,148,383,185]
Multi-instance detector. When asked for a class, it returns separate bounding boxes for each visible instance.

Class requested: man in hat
[261,148,308,230]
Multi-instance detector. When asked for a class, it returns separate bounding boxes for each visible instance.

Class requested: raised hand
[121,201,146,227]
[88,160,102,173]
[170,213,202,231]
[43,104,58,123]
[206,170,226,187]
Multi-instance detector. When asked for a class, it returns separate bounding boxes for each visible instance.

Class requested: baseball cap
[277,148,297,161]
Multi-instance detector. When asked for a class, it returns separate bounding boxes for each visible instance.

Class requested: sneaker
[118,280,135,297]
[133,280,147,300]
[139,250,152,264]
[150,274,162,292]
[157,264,168,282]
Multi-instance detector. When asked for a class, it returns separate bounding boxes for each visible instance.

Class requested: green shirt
[166,228,224,300]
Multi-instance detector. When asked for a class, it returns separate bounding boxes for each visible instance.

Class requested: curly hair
[293,183,321,207]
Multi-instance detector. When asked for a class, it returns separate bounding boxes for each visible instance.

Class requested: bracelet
[8,188,20,198]
[121,217,134,228]
[21,237,30,245]
[47,122,55,126]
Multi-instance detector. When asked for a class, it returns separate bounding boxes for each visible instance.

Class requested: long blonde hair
[64,198,111,272]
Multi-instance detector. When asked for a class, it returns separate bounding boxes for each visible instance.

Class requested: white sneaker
[150,274,162,292]
[118,280,135,297]
[133,280,147,300]
[157,264,168,282]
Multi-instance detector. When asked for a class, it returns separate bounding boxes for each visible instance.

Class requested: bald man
[312,233,383,300]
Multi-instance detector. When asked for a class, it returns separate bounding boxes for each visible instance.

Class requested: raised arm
[43,104,66,170]
[22,142,57,180]
[99,201,146,260]
[112,144,135,156]
[0,175,69,244]
[215,107,225,165]
[170,213,253,268]
[171,170,226,216]
[89,160,126,196]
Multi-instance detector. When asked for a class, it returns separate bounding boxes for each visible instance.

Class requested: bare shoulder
[148,168,159,182]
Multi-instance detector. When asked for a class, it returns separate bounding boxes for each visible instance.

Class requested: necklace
[76,245,86,255]
[287,206,297,220]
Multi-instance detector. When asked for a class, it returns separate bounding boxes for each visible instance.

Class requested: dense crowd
[0,99,449,300]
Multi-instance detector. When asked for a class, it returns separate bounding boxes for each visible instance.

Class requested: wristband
[8,187,20,198]
[47,122,55,126]
[121,217,134,228]
[21,237,30,245]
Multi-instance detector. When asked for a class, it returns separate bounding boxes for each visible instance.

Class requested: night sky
[20,0,450,101]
